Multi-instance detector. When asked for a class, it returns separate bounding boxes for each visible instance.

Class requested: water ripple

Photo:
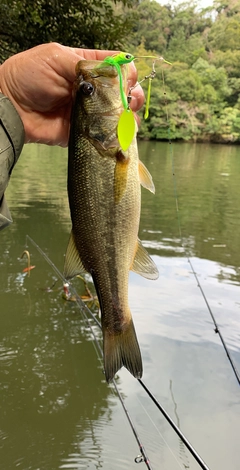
[0,346,18,365]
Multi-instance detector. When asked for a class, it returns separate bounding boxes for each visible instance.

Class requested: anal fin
[63,230,87,280]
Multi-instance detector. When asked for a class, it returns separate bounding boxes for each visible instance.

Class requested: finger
[50,45,117,83]
[127,61,138,87]
[66,47,140,83]
[71,48,117,61]
[50,44,145,112]
[130,83,145,113]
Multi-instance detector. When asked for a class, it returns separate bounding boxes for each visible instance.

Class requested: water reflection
[0,269,111,469]
[138,141,240,283]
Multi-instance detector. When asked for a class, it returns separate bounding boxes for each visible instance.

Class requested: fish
[64,59,159,383]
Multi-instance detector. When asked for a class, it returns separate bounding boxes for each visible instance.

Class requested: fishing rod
[25,235,153,470]
[25,234,212,470]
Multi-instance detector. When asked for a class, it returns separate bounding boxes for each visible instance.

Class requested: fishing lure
[102,52,136,151]
[143,63,156,120]
[103,52,135,110]
[101,52,171,151]
[132,56,171,120]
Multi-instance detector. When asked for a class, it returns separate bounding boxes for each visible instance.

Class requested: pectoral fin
[131,238,159,280]
[63,231,87,279]
[139,160,155,194]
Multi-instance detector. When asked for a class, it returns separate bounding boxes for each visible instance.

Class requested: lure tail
[144,77,152,120]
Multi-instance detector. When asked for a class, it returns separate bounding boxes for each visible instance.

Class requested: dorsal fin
[130,238,159,280]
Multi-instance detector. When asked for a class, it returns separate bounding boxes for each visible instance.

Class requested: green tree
[192,58,230,100]
[166,2,212,64]
[211,50,240,78]
[207,15,240,52]
[0,0,138,61]
[132,0,240,143]
[131,0,172,53]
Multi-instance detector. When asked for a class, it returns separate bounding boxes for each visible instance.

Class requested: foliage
[0,0,138,61]
[131,0,240,143]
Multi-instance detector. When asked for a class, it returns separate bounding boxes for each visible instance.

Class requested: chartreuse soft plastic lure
[103,52,135,110]
[102,52,136,151]
[144,75,152,120]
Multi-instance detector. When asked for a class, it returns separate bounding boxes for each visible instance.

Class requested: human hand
[0,43,144,147]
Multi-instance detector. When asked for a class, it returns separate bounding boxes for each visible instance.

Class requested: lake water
[0,141,240,470]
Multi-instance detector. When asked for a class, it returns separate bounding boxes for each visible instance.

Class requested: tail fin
[103,318,143,383]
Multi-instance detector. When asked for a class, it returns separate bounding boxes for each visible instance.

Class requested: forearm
[0,93,25,230]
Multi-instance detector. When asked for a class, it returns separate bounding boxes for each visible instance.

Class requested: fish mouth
[89,73,119,89]
[89,73,101,79]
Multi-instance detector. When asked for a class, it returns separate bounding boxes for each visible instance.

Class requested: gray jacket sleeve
[0,93,25,230]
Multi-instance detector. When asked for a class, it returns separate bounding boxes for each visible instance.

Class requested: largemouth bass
[64,59,158,383]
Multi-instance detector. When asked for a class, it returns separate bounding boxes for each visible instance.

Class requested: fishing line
[138,379,210,470]
[169,379,190,470]
[112,382,152,469]
[25,235,103,360]
[160,69,240,387]
[136,395,185,470]
[25,234,212,469]
[25,234,153,469]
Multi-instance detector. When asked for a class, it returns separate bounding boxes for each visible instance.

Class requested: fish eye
[125,54,132,60]
[80,81,94,96]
